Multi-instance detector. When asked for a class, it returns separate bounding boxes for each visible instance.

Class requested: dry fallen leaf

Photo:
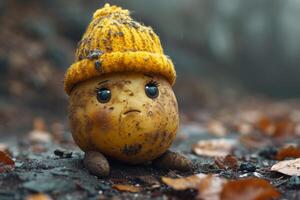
[197,175,227,200]
[0,151,14,165]
[239,134,271,149]
[29,131,52,143]
[162,173,227,200]
[25,193,53,200]
[207,120,227,136]
[275,146,300,160]
[221,178,280,200]
[271,158,300,176]
[28,117,52,143]
[0,150,15,173]
[163,174,280,200]
[256,116,275,136]
[233,122,253,135]
[273,118,295,138]
[162,174,204,190]
[112,184,141,193]
[215,155,238,170]
[256,116,295,138]
[193,139,237,157]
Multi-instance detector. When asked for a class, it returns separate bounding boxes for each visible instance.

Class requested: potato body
[69,72,179,164]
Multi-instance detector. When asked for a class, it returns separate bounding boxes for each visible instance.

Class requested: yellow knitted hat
[64,3,176,95]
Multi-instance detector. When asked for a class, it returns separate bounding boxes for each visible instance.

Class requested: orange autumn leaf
[220,178,280,200]
[112,184,141,193]
[25,193,53,200]
[273,118,295,138]
[256,116,295,138]
[162,173,227,200]
[0,150,15,173]
[256,116,274,136]
[275,146,300,160]
[197,175,227,200]
[0,150,14,165]
[215,155,238,170]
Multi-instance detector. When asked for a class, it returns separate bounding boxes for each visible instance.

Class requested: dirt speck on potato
[93,109,113,131]
[122,144,142,156]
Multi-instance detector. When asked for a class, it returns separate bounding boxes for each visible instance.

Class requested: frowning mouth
[123,109,141,115]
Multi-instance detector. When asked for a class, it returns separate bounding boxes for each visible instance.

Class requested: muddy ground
[1,122,300,200]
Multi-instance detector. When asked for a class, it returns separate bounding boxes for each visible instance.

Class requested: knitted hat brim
[64,51,176,95]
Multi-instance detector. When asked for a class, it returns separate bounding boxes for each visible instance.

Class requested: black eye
[145,82,159,99]
[96,88,111,103]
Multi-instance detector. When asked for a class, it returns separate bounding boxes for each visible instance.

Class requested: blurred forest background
[1,0,300,134]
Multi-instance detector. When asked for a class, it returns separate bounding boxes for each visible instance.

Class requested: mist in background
[1,0,300,132]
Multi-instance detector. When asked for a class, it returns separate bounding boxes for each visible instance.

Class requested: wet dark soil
[1,128,300,200]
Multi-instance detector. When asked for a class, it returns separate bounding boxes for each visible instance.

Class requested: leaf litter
[192,139,237,157]
[0,150,14,173]
[112,184,142,193]
[275,146,300,160]
[162,173,279,200]
[271,158,300,176]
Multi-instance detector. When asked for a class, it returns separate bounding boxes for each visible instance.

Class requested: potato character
[64,4,193,177]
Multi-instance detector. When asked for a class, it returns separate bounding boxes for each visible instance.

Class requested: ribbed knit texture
[64,4,176,95]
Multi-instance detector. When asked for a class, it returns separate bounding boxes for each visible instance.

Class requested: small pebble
[253,172,263,178]
[258,146,277,159]
[239,162,256,172]
[286,176,300,189]
[54,149,72,158]
[239,173,249,178]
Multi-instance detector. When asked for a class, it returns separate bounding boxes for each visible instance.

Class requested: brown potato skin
[69,72,179,164]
